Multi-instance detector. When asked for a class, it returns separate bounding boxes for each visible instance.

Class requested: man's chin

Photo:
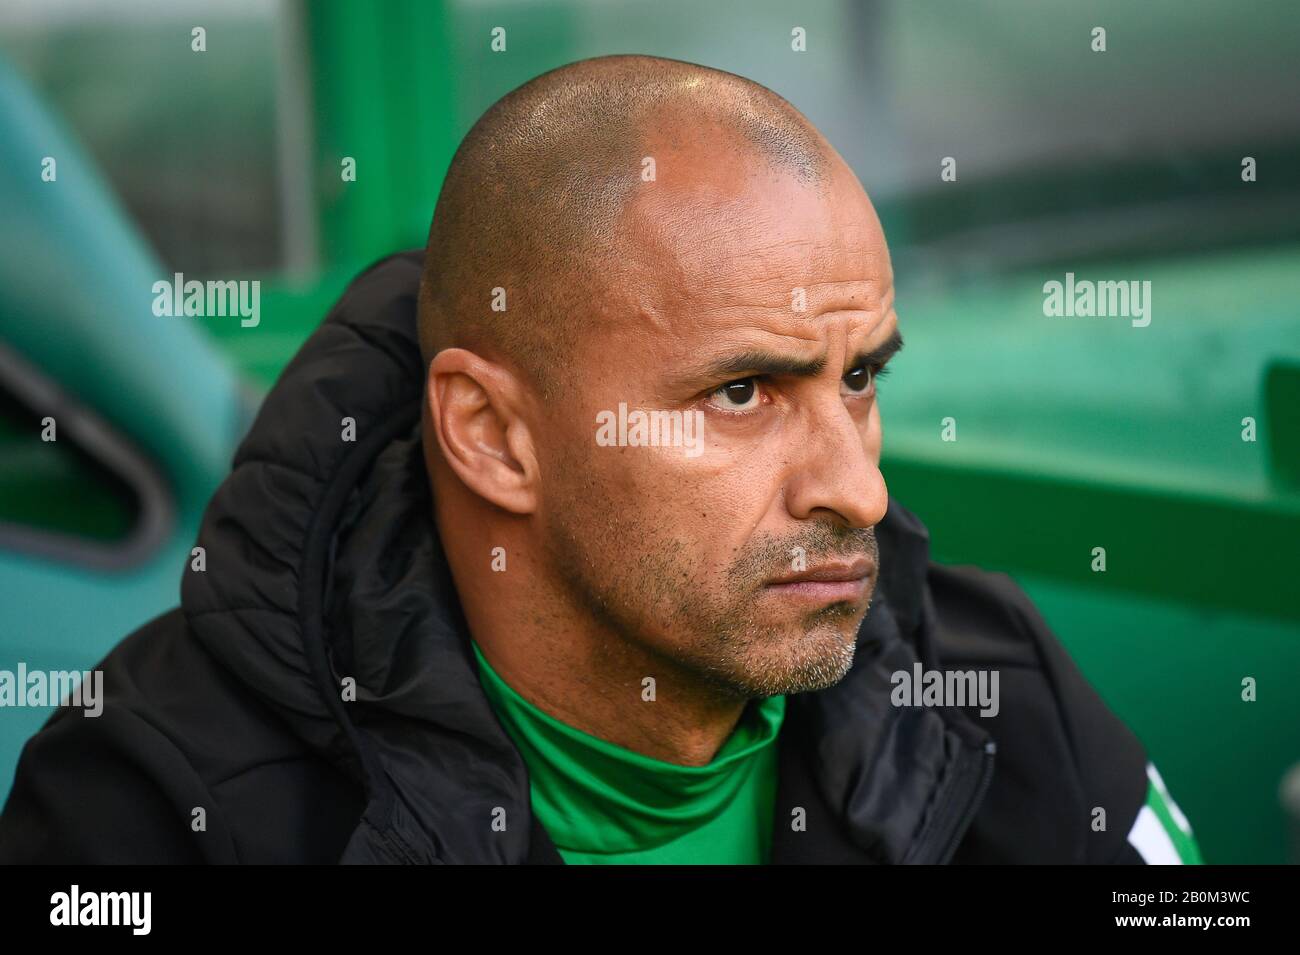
[718,622,860,698]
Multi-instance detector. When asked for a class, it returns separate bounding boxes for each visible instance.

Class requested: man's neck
[448,551,748,767]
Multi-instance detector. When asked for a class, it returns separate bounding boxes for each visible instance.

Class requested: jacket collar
[182,250,993,864]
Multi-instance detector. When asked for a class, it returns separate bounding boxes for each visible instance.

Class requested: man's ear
[426,348,539,514]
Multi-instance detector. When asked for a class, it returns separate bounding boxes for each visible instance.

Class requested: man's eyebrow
[697,327,905,381]
[851,327,904,371]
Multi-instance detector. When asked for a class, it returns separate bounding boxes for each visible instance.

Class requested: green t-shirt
[469,638,786,864]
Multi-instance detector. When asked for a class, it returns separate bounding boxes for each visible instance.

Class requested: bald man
[0,56,1201,865]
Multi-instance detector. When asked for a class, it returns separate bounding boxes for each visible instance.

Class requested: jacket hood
[181,250,991,864]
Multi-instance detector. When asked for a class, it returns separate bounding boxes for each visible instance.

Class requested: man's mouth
[763,557,875,605]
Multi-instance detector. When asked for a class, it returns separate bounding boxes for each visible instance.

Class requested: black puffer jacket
[0,251,1150,864]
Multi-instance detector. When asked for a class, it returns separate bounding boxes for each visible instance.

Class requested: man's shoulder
[922,563,1151,863]
[0,608,362,863]
[925,562,1061,666]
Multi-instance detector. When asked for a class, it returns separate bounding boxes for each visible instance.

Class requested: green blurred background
[0,0,1296,863]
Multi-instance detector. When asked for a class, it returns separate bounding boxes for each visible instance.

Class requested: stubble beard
[541,493,877,702]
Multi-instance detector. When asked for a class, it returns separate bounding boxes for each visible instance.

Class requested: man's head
[420,54,899,703]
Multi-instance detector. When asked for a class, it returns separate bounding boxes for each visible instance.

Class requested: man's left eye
[841,364,874,395]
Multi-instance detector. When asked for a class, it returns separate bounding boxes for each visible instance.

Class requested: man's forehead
[688,285,897,359]
[626,222,896,356]
[617,159,891,323]
[626,268,899,396]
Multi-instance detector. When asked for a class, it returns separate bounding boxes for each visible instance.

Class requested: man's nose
[783,399,888,529]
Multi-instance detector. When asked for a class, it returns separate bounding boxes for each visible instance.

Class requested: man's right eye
[707,377,763,412]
